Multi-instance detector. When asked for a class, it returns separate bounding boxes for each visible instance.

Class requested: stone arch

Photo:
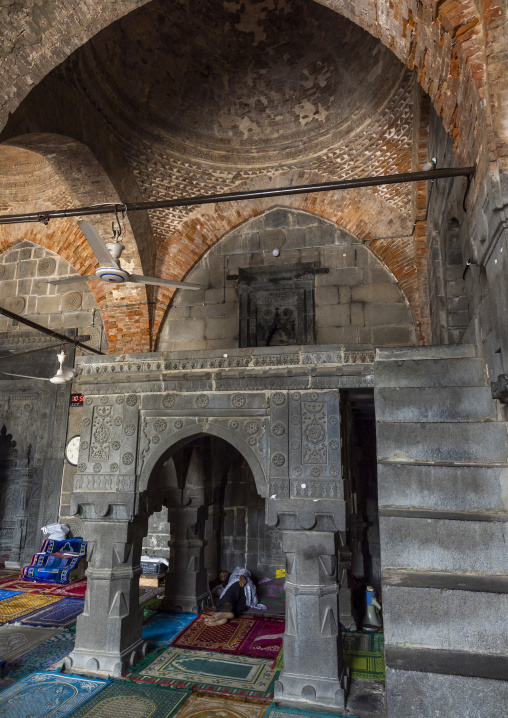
[139,423,269,499]
[0,135,152,353]
[0,0,494,169]
[159,205,418,351]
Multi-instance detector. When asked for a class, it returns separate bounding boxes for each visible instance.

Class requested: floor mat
[263,704,358,718]
[0,628,75,687]
[125,646,279,699]
[0,593,62,623]
[174,692,267,718]
[143,613,197,645]
[66,680,191,718]
[342,631,385,681]
[172,615,284,659]
[0,670,108,717]
[0,625,62,662]
[0,577,56,594]
[45,579,88,598]
[0,589,22,601]
[18,598,84,627]
[256,579,285,615]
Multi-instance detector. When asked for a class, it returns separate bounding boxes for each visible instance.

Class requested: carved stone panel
[238,264,316,347]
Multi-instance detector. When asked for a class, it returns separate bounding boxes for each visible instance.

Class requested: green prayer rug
[342,630,385,681]
[66,679,191,718]
[125,646,279,699]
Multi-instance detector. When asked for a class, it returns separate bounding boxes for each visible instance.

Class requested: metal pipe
[0,167,475,226]
[0,305,104,355]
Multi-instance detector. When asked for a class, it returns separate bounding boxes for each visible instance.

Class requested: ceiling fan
[1,349,76,384]
[48,220,201,290]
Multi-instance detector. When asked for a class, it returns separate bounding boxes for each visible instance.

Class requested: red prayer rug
[0,575,88,598]
[172,614,284,660]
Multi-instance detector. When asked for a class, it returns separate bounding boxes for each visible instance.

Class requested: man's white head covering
[220,566,267,609]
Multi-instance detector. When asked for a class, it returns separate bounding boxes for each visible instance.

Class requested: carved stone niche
[238,263,316,348]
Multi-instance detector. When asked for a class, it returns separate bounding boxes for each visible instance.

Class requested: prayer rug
[263,704,358,718]
[173,692,266,718]
[0,577,57,594]
[271,648,283,671]
[342,631,385,681]
[65,680,191,718]
[143,613,197,645]
[19,598,84,627]
[256,579,285,615]
[0,593,62,623]
[0,589,21,600]
[125,646,279,699]
[0,625,62,662]
[0,628,76,687]
[48,578,88,598]
[172,615,284,660]
[143,597,164,610]
[0,670,108,717]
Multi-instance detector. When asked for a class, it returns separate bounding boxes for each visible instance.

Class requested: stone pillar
[64,517,147,677]
[162,504,209,612]
[275,529,348,710]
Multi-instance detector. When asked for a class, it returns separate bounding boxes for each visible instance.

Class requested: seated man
[205,573,248,626]
[210,569,231,597]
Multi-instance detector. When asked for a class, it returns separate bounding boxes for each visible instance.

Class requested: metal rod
[0,167,475,226]
[0,305,104,355]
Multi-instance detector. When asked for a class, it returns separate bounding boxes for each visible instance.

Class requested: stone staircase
[374,345,508,718]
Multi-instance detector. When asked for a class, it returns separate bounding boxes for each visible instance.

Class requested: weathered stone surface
[375,386,497,422]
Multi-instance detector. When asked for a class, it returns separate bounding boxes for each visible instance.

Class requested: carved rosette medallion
[244,420,259,435]
[271,421,286,436]
[196,394,209,408]
[231,394,246,408]
[162,394,176,408]
[272,453,286,466]
[126,394,138,407]
[124,423,136,436]
[154,419,167,433]
[174,419,183,429]
[272,392,286,406]
[229,420,239,430]
[122,452,134,465]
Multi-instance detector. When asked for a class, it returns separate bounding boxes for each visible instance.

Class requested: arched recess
[0,136,152,353]
[139,424,268,499]
[0,0,494,170]
[158,206,418,350]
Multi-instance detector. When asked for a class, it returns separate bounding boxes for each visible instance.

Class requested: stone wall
[159,208,417,352]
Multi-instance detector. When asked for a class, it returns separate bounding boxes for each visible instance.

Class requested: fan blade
[1,371,49,381]
[78,220,119,268]
[129,274,202,290]
[48,275,97,285]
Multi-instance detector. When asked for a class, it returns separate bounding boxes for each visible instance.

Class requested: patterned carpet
[67,681,191,718]
[263,704,358,718]
[342,631,385,681]
[0,577,57,594]
[172,615,284,659]
[255,579,285,615]
[0,625,62,662]
[0,628,75,688]
[19,598,84,627]
[0,588,21,600]
[143,613,197,645]
[125,646,280,699]
[0,670,108,717]
[0,593,62,623]
[174,692,267,718]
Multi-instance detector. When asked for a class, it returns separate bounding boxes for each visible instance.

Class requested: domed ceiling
[82,0,405,165]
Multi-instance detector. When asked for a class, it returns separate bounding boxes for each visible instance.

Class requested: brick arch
[0,0,497,167]
[0,135,151,354]
[153,187,427,347]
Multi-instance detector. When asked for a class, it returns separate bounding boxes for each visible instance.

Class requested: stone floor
[345,679,386,718]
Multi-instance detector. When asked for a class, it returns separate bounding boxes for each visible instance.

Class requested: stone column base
[275,666,349,711]
[63,637,147,678]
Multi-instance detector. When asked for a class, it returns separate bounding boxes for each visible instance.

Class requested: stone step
[375,386,498,422]
[375,357,488,388]
[377,464,508,513]
[379,516,508,575]
[383,585,508,657]
[376,421,508,464]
